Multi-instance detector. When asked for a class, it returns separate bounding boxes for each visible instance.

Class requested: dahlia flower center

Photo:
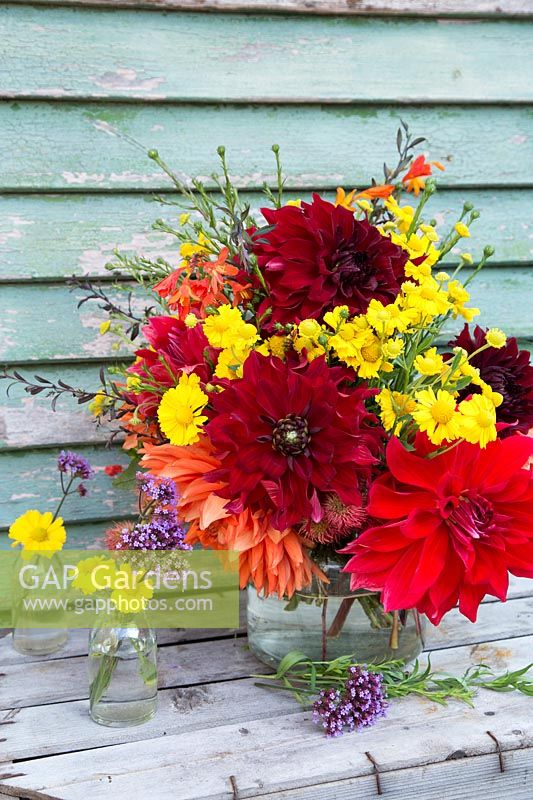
[447,494,495,540]
[360,342,381,363]
[272,414,310,456]
[430,399,454,424]
[333,248,372,293]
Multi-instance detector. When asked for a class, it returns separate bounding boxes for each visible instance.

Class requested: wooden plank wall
[0,1,532,548]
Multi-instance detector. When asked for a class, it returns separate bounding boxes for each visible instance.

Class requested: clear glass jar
[88,626,158,727]
[12,628,68,656]
[247,564,425,668]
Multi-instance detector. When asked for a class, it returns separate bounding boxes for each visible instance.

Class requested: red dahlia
[128,316,217,415]
[449,324,533,435]
[342,435,533,624]
[253,194,408,325]
[206,352,382,531]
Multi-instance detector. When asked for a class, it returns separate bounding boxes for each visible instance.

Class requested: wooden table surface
[0,581,532,800]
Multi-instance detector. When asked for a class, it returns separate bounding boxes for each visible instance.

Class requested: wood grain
[2,8,531,102]
[1,594,532,709]
[0,446,136,530]
[1,268,532,365]
[1,102,531,191]
[0,189,530,282]
[1,0,530,17]
[1,629,532,798]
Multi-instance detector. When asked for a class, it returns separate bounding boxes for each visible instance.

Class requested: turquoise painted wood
[0,445,137,530]
[0,363,121,450]
[0,189,531,281]
[1,102,532,191]
[2,0,531,16]
[0,1,531,531]
[1,8,531,102]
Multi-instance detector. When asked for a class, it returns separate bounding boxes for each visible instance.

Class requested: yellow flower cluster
[158,372,208,446]
[375,330,508,448]
[203,306,260,381]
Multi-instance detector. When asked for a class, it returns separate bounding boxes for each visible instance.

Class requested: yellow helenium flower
[480,382,504,408]
[268,335,289,360]
[414,347,445,376]
[285,199,302,208]
[215,346,250,380]
[365,299,417,336]
[88,392,108,417]
[377,389,416,432]
[459,394,497,448]
[294,336,326,362]
[179,213,190,225]
[9,510,66,554]
[486,328,507,349]
[158,373,208,446]
[99,320,111,335]
[203,306,258,350]
[412,388,462,445]
[460,252,474,265]
[184,313,198,328]
[401,278,451,319]
[72,556,117,595]
[323,305,351,332]
[455,222,470,238]
[382,337,404,359]
[298,319,322,339]
[384,197,415,234]
[351,334,392,378]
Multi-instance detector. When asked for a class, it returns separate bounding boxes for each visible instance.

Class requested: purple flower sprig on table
[312,666,388,737]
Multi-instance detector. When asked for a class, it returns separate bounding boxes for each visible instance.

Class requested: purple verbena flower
[77,483,88,497]
[136,472,178,506]
[312,665,388,738]
[57,450,94,480]
[114,513,191,551]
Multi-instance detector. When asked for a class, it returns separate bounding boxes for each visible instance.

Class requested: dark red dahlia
[206,352,383,531]
[128,316,217,415]
[342,434,533,624]
[252,194,408,325]
[449,325,533,435]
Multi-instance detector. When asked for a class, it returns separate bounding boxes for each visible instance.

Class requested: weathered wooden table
[0,581,532,800]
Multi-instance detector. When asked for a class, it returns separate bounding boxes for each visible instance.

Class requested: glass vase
[247,563,425,668]
[12,628,68,656]
[88,625,158,727]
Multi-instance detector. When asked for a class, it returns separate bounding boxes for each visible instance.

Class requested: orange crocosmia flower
[335,184,395,211]
[153,248,251,320]
[402,155,445,196]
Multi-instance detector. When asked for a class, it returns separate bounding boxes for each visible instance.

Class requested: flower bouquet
[5,124,533,672]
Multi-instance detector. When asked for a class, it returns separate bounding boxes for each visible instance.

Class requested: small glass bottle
[12,628,68,656]
[88,626,158,727]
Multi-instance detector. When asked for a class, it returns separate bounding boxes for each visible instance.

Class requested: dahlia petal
[385,437,444,491]
[368,480,434,519]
